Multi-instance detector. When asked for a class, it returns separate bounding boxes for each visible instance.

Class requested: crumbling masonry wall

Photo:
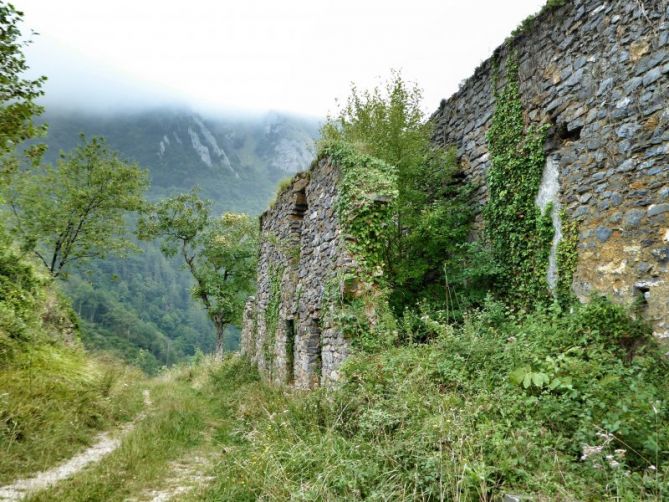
[241,158,358,388]
[432,0,669,338]
[243,0,669,386]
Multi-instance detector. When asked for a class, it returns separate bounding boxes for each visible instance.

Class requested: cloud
[15,0,546,116]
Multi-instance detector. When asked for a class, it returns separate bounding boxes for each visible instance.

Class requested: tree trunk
[214,321,226,359]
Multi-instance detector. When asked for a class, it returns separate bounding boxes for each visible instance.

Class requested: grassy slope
[192,301,667,501]
[25,357,231,501]
[0,344,146,484]
[0,238,146,484]
[8,301,668,501]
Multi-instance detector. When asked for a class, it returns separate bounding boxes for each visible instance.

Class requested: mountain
[40,108,320,213]
[37,107,320,371]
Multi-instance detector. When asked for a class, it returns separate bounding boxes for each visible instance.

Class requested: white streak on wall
[535,156,562,292]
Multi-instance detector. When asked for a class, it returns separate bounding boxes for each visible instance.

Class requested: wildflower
[581,444,604,460]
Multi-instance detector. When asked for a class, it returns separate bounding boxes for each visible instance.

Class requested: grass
[7,299,668,501]
[0,343,145,484]
[24,356,225,501]
[190,299,669,501]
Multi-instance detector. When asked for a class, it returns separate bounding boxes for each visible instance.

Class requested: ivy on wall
[263,263,283,375]
[322,141,398,282]
[319,142,399,351]
[556,210,579,306]
[484,53,553,308]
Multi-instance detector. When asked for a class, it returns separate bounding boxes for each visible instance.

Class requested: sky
[14,0,546,118]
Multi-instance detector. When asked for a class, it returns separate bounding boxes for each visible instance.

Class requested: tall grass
[0,344,145,484]
[25,355,225,501]
[193,299,669,501]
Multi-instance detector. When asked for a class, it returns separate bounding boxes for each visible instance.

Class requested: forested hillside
[36,108,319,369]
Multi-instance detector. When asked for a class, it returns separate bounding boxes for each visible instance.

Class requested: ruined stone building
[241,158,349,388]
[240,151,396,388]
[242,0,669,386]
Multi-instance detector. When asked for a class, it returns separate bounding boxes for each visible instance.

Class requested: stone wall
[432,0,669,339]
[241,157,360,388]
[243,0,669,386]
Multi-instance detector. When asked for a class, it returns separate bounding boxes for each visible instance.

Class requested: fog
[16,0,546,118]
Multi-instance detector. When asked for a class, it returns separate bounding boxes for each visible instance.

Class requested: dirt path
[133,451,218,502]
[0,390,152,502]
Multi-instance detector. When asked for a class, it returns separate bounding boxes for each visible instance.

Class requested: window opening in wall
[292,184,308,218]
[288,184,308,253]
[306,317,322,386]
[634,282,651,310]
[285,319,296,384]
[551,117,582,142]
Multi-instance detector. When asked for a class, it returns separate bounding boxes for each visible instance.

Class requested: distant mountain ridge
[40,108,320,213]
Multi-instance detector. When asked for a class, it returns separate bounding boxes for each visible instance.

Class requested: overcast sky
[15,0,545,117]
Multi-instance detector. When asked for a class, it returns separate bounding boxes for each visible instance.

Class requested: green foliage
[0,1,46,174]
[510,0,568,38]
[0,236,43,354]
[0,345,145,484]
[484,54,553,308]
[25,355,233,501]
[323,272,398,352]
[315,143,399,352]
[138,191,258,353]
[4,135,149,278]
[263,264,283,372]
[31,109,316,365]
[557,210,580,306]
[63,244,218,372]
[391,150,490,316]
[198,302,669,501]
[320,70,429,176]
[321,72,482,319]
[323,141,398,280]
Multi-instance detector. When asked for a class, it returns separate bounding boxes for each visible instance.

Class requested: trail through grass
[0,345,146,485]
[23,356,225,502]
[8,298,669,502]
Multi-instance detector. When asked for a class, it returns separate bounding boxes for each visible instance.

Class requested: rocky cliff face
[432,0,669,340]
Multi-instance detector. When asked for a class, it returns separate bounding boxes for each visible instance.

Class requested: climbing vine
[263,264,283,373]
[317,142,399,351]
[556,210,580,306]
[484,53,553,308]
[322,271,397,352]
[322,141,398,282]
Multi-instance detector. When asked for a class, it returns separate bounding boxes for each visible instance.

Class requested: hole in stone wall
[285,319,295,384]
[309,317,322,385]
[288,181,308,255]
[558,123,582,142]
[292,181,308,219]
[549,116,582,143]
[633,282,650,310]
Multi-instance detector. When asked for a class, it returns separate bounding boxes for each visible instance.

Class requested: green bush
[200,301,669,500]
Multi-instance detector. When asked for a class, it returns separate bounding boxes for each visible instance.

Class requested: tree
[0,1,46,176]
[137,191,258,355]
[4,135,148,277]
[321,72,478,315]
